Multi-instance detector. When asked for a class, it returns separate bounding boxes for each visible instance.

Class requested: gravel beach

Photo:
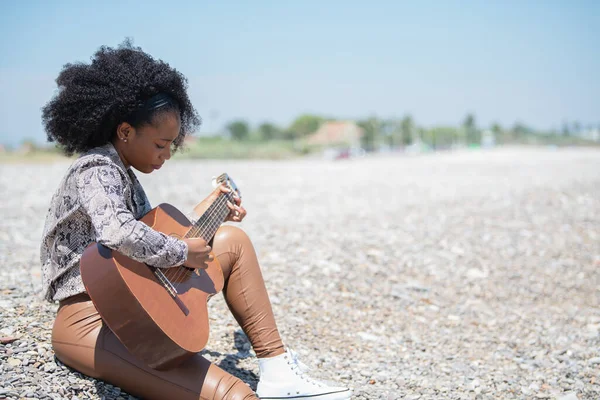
[1,146,599,400]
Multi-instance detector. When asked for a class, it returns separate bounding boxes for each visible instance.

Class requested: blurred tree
[422,126,458,149]
[463,113,479,145]
[258,122,280,141]
[512,122,529,139]
[491,122,504,144]
[491,122,502,136]
[288,114,324,140]
[416,127,426,144]
[280,129,297,141]
[379,119,396,148]
[357,117,381,151]
[561,121,570,136]
[400,115,414,146]
[438,127,460,149]
[226,120,250,141]
[421,128,432,148]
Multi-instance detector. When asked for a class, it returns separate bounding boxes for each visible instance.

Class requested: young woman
[40,41,352,400]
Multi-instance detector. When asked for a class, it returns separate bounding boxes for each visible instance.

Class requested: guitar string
[170,191,235,288]
[188,194,228,238]
[189,187,237,239]
[169,194,229,285]
[169,191,236,288]
[171,190,236,286]
[169,193,230,285]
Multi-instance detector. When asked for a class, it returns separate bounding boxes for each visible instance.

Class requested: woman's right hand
[183,238,213,269]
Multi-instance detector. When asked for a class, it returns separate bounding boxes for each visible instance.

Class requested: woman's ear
[117,122,134,143]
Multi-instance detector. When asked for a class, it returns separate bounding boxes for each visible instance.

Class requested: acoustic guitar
[80,173,240,370]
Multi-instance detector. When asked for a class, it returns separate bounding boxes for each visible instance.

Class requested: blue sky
[0,0,598,146]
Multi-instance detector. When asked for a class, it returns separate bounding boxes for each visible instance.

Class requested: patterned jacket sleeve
[76,162,188,268]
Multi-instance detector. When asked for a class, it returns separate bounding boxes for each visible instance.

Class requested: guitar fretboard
[185,192,234,241]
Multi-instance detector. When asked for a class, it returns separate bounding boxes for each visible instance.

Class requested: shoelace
[287,348,310,372]
[284,347,325,388]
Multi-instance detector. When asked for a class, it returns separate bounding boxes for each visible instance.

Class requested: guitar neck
[185,192,234,241]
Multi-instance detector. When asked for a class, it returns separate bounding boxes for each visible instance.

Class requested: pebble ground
[1,146,599,399]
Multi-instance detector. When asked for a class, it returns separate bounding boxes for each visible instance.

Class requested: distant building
[306,121,364,148]
[18,142,35,154]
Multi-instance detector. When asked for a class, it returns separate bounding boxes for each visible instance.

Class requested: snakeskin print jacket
[40,142,190,302]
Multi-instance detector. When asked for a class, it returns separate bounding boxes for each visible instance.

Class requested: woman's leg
[212,226,353,400]
[52,294,257,400]
[212,226,285,358]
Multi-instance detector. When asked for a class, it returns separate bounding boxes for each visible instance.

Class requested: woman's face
[114,111,181,173]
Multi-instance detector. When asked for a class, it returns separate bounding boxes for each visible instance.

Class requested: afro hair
[42,39,201,155]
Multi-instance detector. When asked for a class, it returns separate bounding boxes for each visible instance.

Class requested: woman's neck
[111,140,131,169]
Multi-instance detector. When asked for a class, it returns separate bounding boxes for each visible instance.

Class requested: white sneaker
[256,348,353,400]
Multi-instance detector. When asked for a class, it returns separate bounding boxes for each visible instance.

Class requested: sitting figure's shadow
[201,329,259,391]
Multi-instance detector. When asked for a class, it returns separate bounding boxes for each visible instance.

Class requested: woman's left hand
[225,193,246,222]
[192,184,247,223]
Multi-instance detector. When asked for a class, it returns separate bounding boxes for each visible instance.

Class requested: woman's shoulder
[56,143,130,194]
[69,143,125,175]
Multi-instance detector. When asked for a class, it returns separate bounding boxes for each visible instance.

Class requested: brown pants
[52,226,285,400]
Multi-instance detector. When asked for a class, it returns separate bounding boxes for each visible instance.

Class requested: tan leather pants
[52,226,285,400]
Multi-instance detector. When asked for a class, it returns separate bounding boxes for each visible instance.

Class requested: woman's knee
[213,225,253,255]
[213,225,255,263]
[213,226,254,279]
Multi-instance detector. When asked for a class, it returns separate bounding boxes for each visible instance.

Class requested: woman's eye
[156,144,165,149]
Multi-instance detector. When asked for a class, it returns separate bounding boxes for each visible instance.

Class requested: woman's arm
[76,162,187,268]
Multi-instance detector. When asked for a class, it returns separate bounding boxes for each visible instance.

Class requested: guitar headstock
[212,173,242,199]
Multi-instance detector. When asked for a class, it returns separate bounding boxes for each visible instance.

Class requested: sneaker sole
[258,388,353,400]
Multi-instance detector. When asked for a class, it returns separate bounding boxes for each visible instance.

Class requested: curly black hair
[42,39,201,155]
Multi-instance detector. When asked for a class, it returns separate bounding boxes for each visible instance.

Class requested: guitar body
[80,203,225,370]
